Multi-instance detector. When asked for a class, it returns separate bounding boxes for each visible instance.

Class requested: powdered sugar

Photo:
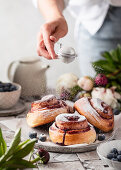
[40,94,55,102]
[91,98,105,112]
[56,113,86,122]
[80,97,101,123]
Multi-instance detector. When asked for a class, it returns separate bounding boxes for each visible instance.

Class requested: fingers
[50,36,56,42]
[42,26,57,59]
[37,40,52,60]
[37,27,57,59]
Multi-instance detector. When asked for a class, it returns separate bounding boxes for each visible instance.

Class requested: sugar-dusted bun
[26,95,74,127]
[74,97,114,132]
[49,113,96,145]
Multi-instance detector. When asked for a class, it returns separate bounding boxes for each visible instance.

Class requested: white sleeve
[107,0,121,6]
[32,0,38,8]
[32,0,69,9]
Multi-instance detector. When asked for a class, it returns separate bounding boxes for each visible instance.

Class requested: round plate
[0,118,118,153]
[1,114,121,153]
[0,100,26,117]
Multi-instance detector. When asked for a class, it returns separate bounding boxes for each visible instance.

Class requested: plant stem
[107,69,121,78]
[31,157,40,164]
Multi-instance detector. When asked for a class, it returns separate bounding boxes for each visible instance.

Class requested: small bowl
[0,83,21,109]
[97,140,121,170]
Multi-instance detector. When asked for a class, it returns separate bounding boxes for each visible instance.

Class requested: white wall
[0,0,80,87]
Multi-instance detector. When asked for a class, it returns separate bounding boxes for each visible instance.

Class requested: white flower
[78,76,94,91]
[56,73,78,94]
[91,87,120,109]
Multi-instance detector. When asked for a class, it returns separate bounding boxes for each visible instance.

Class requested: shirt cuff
[107,0,121,6]
[64,0,69,8]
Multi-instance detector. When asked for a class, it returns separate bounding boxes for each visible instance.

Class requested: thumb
[50,33,60,43]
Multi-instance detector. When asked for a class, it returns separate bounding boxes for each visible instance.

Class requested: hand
[37,17,68,59]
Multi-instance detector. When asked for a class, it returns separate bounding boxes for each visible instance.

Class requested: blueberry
[29,132,37,139]
[0,88,4,92]
[5,83,12,87]
[10,85,17,91]
[107,153,115,159]
[112,158,118,161]
[98,134,105,141]
[111,148,118,154]
[0,84,3,88]
[117,155,121,162]
[3,86,10,92]
[114,153,118,158]
[113,108,121,115]
[39,134,47,142]
[118,151,121,155]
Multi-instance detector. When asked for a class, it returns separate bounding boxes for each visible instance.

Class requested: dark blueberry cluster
[113,108,121,115]
[0,82,17,92]
[107,148,121,162]
[29,132,47,142]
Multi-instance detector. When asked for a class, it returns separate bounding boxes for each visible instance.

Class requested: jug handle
[8,61,18,81]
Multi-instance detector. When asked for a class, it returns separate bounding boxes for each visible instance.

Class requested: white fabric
[32,0,121,35]
[66,0,121,35]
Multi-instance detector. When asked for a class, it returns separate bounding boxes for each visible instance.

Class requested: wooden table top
[0,101,117,170]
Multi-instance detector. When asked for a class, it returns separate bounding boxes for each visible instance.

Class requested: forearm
[38,0,64,21]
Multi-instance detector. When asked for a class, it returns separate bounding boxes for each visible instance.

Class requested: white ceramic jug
[8,56,49,97]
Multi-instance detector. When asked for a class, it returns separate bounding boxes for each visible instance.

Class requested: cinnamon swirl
[49,113,96,145]
[74,97,114,132]
[26,95,74,127]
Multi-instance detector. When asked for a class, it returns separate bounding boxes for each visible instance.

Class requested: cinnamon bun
[74,97,114,132]
[49,113,96,145]
[26,95,74,127]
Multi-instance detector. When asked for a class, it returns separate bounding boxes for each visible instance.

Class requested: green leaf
[102,51,113,62]
[0,128,7,157]
[15,139,30,152]
[11,139,36,159]
[93,60,114,73]
[0,129,21,164]
[116,45,121,64]
[70,85,82,100]
[1,158,36,168]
